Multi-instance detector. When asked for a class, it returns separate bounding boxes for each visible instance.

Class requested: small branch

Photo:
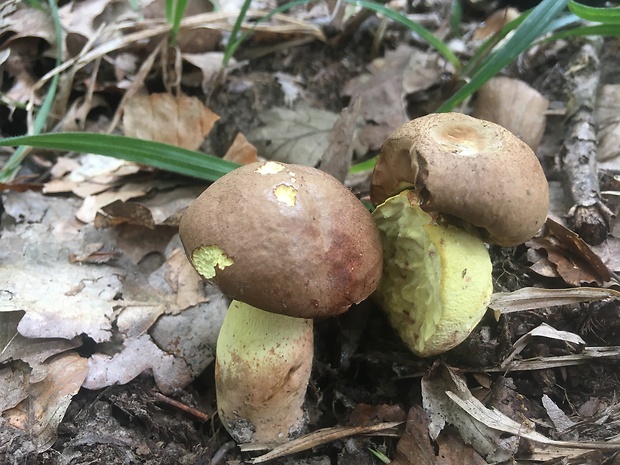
[561,36,614,245]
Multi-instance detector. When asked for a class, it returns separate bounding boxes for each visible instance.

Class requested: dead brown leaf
[348,403,407,427]
[0,365,28,413]
[3,54,40,107]
[0,311,81,382]
[77,182,153,223]
[527,218,612,286]
[95,199,157,229]
[318,96,362,182]
[472,77,548,151]
[223,132,259,165]
[182,51,228,92]
[1,7,56,48]
[392,406,437,465]
[436,429,489,465]
[122,93,220,150]
[472,8,520,40]
[0,191,226,395]
[163,248,210,310]
[83,334,193,394]
[4,352,88,453]
[343,45,443,151]
[247,104,337,166]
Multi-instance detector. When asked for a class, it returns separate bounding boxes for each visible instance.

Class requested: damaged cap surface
[179,161,383,319]
[370,112,549,246]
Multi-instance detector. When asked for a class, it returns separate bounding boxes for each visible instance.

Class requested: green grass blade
[543,12,582,33]
[345,0,461,71]
[34,0,62,135]
[349,155,378,174]
[223,0,312,66]
[165,0,173,23]
[222,0,253,66]
[0,133,239,182]
[169,0,188,43]
[0,0,62,181]
[437,0,570,112]
[461,11,527,77]
[544,23,620,41]
[450,0,463,36]
[222,0,459,73]
[569,0,620,24]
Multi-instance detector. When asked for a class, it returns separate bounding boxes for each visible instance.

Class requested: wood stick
[561,36,614,245]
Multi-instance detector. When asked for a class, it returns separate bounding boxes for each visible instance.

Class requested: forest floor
[2,1,620,464]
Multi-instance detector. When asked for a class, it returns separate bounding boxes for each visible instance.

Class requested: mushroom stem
[216,300,314,444]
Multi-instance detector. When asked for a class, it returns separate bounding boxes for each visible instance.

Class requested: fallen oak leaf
[526,218,612,286]
[4,352,89,453]
[123,93,220,151]
[223,132,259,165]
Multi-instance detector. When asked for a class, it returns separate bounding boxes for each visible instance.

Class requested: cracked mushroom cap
[370,113,549,246]
[179,161,383,319]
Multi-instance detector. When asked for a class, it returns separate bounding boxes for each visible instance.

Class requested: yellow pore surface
[372,191,493,356]
[191,245,234,280]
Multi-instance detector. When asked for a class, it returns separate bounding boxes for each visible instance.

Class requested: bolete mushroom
[179,161,382,443]
[370,112,549,357]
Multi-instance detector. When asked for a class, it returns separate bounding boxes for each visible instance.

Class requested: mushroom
[370,113,549,356]
[179,161,382,443]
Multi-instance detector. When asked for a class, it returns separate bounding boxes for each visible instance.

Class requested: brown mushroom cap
[179,161,383,319]
[370,113,549,246]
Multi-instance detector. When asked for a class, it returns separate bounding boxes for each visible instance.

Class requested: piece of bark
[561,36,614,245]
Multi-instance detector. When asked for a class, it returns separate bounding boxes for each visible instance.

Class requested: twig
[149,390,209,422]
[561,36,614,245]
[210,441,236,465]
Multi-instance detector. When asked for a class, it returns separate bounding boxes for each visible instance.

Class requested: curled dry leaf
[123,93,220,151]
[243,422,402,464]
[43,154,141,198]
[0,310,81,384]
[182,51,228,93]
[94,185,205,228]
[3,52,40,107]
[83,334,193,394]
[500,323,585,368]
[526,218,612,286]
[3,352,89,453]
[77,182,153,224]
[163,247,212,310]
[2,7,56,47]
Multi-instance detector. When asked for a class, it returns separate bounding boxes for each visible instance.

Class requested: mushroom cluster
[179,161,382,443]
[370,113,549,357]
